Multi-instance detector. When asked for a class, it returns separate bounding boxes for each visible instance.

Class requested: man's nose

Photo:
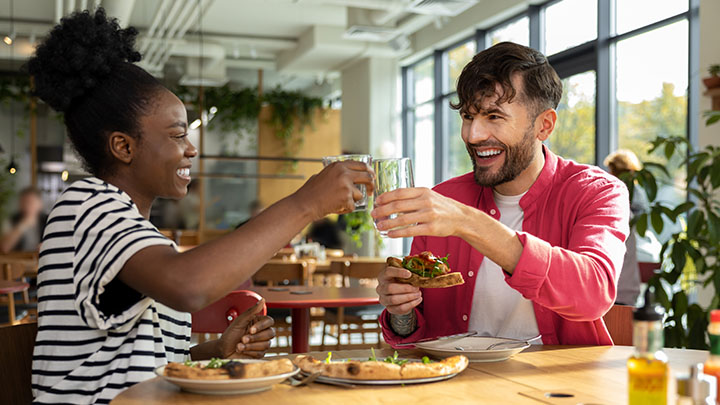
[466,119,492,143]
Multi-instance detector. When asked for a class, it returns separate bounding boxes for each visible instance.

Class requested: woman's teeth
[176,168,190,177]
[476,149,503,158]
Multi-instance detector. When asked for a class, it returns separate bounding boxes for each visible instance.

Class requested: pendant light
[6,0,16,175]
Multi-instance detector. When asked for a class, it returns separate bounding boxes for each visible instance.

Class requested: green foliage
[0,159,15,223]
[343,210,380,249]
[263,88,324,157]
[626,135,720,349]
[550,74,595,164]
[708,64,720,77]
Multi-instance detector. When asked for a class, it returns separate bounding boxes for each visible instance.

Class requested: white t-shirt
[32,178,191,404]
[468,190,540,341]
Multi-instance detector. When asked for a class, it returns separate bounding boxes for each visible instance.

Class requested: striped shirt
[32,178,191,404]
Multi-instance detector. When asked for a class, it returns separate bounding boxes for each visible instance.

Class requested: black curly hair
[27,8,165,177]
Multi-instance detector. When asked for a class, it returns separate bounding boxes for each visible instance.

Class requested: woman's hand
[217,299,275,359]
[294,161,374,221]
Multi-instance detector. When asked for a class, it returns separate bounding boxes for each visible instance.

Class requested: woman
[28,9,373,404]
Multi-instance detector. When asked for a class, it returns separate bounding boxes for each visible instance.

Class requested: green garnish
[421,356,432,364]
[325,352,332,364]
[369,347,377,361]
[383,351,408,365]
[205,358,229,369]
[183,359,197,367]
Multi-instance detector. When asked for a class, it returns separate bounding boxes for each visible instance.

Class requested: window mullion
[529,5,544,52]
[433,50,445,184]
[596,0,616,167]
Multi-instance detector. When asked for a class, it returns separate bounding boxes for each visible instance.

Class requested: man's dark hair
[451,42,562,118]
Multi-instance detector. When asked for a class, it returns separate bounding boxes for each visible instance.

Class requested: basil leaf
[421,356,432,364]
[325,352,332,364]
[369,347,377,361]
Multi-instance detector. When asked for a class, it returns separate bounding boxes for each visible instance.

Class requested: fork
[285,372,322,387]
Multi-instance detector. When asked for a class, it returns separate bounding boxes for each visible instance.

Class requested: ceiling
[0,0,479,96]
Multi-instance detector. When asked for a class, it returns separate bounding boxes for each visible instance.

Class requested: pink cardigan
[379,147,630,346]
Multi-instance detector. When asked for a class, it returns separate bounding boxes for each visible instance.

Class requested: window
[402,0,695,191]
[489,17,529,46]
[544,0,597,55]
[547,70,596,164]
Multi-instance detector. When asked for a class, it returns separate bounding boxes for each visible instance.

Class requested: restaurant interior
[1,0,719,403]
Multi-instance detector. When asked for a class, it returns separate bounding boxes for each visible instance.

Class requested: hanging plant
[0,75,31,139]
[262,87,324,158]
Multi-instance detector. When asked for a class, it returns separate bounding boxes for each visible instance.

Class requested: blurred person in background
[0,187,47,253]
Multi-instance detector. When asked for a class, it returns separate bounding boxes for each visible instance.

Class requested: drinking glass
[373,158,414,237]
[322,154,372,211]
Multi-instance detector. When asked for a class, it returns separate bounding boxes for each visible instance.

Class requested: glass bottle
[628,288,669,405]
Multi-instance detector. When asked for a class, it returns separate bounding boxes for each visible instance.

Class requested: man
[1,187,47,253]
[371,42,629,346]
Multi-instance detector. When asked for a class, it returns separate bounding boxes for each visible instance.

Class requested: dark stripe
[42,231,74,242]
[164,345,188,355]
[53,200,82,207]
[38,309,78,317]
[45,215,75,226]
[80,350,165,367]
[64,366,156,381]
[38,324,92,332]
[38,293,75,302]
[98,335,164,352]
[34,352,91,361]
[158,312,191,328]
[39,246,75,258]
[37,278,73,288]
[96,399,112,404]
[160,329,190,342]
[31,381,137,397]
[34,336,106,347]
[37,263,73,273]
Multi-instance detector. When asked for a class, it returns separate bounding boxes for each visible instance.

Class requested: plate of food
[387,251,465,288]
[156,357,299,395]
[292,349,469,385]
[415,336,533,362]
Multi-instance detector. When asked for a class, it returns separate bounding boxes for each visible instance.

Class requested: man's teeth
[176,168,190,177]
[476,149,502,157]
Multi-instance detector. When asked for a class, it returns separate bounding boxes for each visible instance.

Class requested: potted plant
[703,64,720,90]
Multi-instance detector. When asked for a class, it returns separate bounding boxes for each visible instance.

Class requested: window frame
[401,0,699,183]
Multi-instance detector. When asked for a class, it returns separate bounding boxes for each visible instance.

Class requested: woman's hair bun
[27,8,141,112]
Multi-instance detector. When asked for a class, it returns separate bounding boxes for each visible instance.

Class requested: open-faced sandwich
[164,358,295,380]
[293,350,468,380]
[387,251,465,288]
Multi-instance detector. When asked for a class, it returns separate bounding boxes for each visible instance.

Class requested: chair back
[603,304,634,346]
[0,322,37,405]
[331,259,386,287]
[253,260,309,286]
[638,262,661,283]
[192,290,267,334]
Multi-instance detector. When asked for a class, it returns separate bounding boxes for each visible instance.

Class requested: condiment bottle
[628,288,669,405]
[703,309,720,403]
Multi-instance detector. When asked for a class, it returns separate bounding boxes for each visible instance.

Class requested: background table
[250,286,379,353]
[112,346,708,404]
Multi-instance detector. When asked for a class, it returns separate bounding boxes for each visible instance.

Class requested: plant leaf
[651,209,664,235]
[664,141,676,161]
[635,213,648,237]
[672,202,694,219]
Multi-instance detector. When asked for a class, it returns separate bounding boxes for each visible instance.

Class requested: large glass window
[413,103,435,188]
[447,41,476,92]
[616,0,688,35]
[544,0,597,55]
[489,17,529,46]
[414,58,434,104]
[547,71,596,164]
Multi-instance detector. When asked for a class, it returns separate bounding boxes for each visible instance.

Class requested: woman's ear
[108,132,136,164]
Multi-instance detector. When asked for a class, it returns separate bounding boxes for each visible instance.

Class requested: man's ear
[108,131,136,165]
[535,108,558,142]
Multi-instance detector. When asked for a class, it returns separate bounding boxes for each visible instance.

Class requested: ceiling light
[7,159,17,174]
[61,170,69,181]
[189,119,202,130]
[3,35,12,45]
[209,106,217,114]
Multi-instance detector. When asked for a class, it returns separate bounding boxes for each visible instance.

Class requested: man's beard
[467,125,537,188]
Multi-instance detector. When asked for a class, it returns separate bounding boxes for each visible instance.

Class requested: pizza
[164,358,295,380]
[292,351,468,380]
[387,251,465,288]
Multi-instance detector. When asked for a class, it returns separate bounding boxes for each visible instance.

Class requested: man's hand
[217,299,275,359]
[377,265,422,315]
[371,187,468,239]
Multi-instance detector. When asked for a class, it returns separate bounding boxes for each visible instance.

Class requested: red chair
[191,290,266,334]
[638,262,661,283]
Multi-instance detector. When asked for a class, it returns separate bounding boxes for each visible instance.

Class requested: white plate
[309,371,460,385]
[155,359,300,395]
[415,336,531,362]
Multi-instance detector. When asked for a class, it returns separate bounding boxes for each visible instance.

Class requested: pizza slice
[386,251,464,288]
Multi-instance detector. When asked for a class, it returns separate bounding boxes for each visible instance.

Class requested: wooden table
[250,286,379,353]
[112,346,708,404]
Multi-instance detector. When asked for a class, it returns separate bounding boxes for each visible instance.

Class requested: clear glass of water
[322,154,372,211]
[373,158,414,236]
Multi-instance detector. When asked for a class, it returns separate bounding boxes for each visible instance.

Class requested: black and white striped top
[32,178,191,404]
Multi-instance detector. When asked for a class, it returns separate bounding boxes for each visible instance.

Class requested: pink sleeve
[505,180,630,321]
[379,236,428,346]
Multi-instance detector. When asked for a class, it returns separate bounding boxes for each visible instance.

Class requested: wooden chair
[0,280,30,326]
[252,260,310,353]
[603,304,634,346]
[638,262,661,283]
[192,290,266,343]
[321,258,386,350]
[0,321,38,405]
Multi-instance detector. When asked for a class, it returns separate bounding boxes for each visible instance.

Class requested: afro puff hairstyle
[27,8,165,177]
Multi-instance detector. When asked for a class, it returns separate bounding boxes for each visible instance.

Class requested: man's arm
[389,311,417,337]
